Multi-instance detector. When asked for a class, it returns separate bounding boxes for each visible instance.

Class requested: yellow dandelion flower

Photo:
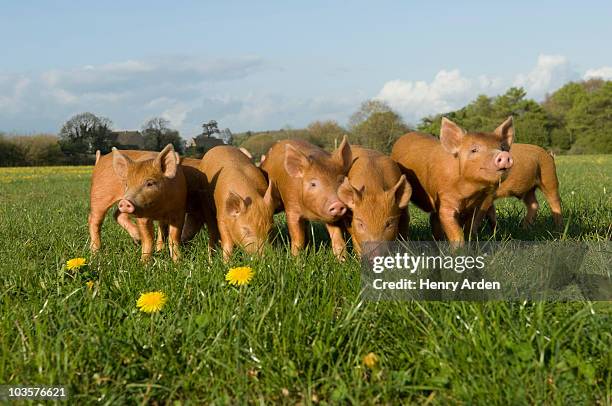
[66,257,87,271]
[362,352,379,369]
[86,281,94,290]
[136,291,167,313]
[225,266,254,286]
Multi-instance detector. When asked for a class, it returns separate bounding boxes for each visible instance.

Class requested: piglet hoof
[333,250,347,262]
[140,253,153,263]
[521,219,534,229]
[448,240,464,252]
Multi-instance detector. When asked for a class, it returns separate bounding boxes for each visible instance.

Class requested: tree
[543,82,586,121]
[240,133,276,160]
[514,111,551,146]
[566,81,612,153]
[419,94,497,136]
[219,128,233,144]
[0,134,26,166]
[202,120,220,137]
[348,99,393,130]
[418,87,553,148]
[492,87,529,115]
[59,112,115,155]
[12,134,64,165]
[352,110,409,153]
[142,117,171,132]
[307,120,346,149]
[141,117,185,153]
[542,79,611,153]
[549,127,572,152]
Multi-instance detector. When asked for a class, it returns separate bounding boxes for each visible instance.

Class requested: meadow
[0,155,610,404]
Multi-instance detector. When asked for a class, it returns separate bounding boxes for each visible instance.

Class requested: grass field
[0,155,610,404]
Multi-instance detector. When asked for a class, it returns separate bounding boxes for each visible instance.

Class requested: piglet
[200,145,277,260]
[337,146,411,256]
[391,117,514,243]
[89,144,186,261]
[474,143,562,231]
[89,150,156,252]
[260,136,352,258]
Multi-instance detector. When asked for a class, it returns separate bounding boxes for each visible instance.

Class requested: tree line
[1,79,610,166]
[1,114,190,167]
[418,79,612,154]
[235,79,612,158]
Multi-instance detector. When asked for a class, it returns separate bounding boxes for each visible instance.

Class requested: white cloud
[513,54,578,98]
[180,93,360,135]
[1,53,610,135]
[0,56,265,134]
[161,103,191,129]
[376,70,503,124]
[376,54,589,125]
[584,66,612,80]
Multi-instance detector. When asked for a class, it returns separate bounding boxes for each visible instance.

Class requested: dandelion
[225,266,254,286]
[136,291,167,313]
[66,257,86,271]
[362,352,379,369]
[86,281,94,290]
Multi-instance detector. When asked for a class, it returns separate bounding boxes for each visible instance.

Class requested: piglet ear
[239,147,253,159]
[284,144,310,178]
[390,175,412,209]
[494,116,514,149]
[440,117,466,155]
[263,179,278,209]
[112,147,133,180]
[337,177,362,210]
[156,144,178,178]
[225,191,247,217]
[333,135,353,173]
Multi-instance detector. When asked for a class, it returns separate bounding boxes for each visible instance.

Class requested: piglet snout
[118,199,135,214]
[328,201,347,217]
[495,151,513,170]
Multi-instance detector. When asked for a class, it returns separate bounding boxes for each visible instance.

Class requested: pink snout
[328,200,347,217]
[118,199,135,214]
[495,151,513,170]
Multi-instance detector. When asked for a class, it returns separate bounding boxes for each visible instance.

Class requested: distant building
[112,130,144,150]
[192,134,224,151]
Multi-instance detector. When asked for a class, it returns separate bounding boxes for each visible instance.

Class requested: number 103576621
[0,386,68,400]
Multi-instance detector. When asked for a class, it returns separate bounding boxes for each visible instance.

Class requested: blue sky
[1,1,611,136]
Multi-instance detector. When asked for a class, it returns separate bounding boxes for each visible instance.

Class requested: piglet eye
[471,146,479,153]
[145,180,155,187]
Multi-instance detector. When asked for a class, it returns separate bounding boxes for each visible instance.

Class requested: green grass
[0,156,610,404]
